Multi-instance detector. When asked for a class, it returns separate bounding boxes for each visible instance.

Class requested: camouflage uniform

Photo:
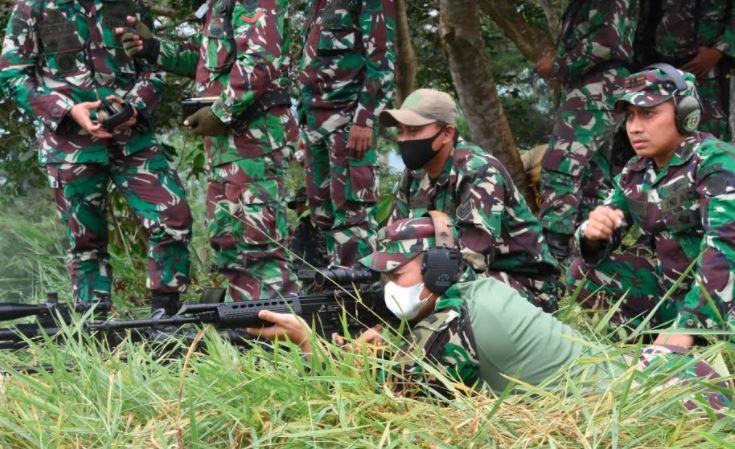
[0,0,192,304]
[540,0,639,248]
[153,0,299,300]
[568,69,735,333]
[653,0,735,140]
[298,0,396,267]
[359,217,733,410]
[391,139,561,312]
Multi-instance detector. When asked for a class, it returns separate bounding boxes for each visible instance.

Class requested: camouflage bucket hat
[615,66,697,110]
[359,217,442,273]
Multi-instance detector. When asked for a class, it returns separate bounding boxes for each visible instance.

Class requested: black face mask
[398,128,444,170]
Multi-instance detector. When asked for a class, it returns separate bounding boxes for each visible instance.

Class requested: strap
[428,210,454,249]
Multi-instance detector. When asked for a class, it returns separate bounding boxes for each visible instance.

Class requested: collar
[433,282,464,313]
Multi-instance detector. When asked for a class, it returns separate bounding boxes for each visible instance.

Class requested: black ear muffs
[645,63,701,134]
[421,211,461,295]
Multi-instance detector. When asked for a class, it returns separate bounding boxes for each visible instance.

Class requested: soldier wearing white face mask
[251,212,612,391]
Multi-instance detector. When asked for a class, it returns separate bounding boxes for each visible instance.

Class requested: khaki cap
[379,88,457,127]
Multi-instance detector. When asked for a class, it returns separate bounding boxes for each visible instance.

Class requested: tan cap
[379,88,457,127]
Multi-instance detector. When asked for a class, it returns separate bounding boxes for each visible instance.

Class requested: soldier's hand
[535,49,555,79]
[584,206,625,241]
[103,95,138,133]
[114,16,158,62]
[654,333,694,349]
[332,325,384,349]
[70,101,113,139]
[247,310,313,357]
[681,46,723,78]
[295,139,307,167]
[184,107,228,136]
[346,124,373,160]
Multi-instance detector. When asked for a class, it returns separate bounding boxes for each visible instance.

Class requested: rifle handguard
[214,297,302,327]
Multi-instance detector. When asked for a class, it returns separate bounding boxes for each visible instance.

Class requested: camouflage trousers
[47,146,192,303]
[566,239,682,328]
[207,151,300,301]
[696,72,730,141]
[635,345,732,414]
[540,68,628,236]
[484,270,560,313]
[303,124,378,266]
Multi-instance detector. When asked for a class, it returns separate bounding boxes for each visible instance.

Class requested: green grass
[0,185,732,448]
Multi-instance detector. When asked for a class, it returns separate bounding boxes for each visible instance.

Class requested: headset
[421,211,462,295]
[645,63,701,134]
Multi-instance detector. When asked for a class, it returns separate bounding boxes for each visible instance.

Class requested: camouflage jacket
[390,140,559,279]
[554,0,639,85]
[397,277,598,393]
[156,0,296,165]
[655,0,735,62]
[0,0,164,164]
[577,132,735,330]
[297,0,395,134]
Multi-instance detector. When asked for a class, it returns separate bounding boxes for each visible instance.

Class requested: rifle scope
[313,267,380,287]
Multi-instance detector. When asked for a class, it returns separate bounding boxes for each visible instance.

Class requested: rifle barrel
[0,303,44,321]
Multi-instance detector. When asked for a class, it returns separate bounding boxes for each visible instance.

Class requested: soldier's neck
[425,144,454,180]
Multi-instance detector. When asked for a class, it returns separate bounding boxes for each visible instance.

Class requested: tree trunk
[533,0,562,38]
[439,0,536,209]
[478,0,554,62]
[393,0,417,104]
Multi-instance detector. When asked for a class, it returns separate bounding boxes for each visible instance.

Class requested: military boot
[150,292,181,318]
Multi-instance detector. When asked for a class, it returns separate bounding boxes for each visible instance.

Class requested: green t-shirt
[404,277,618,392]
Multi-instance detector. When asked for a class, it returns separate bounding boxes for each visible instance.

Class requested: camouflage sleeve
[676,148,735,330]
[711,1,735,58]
[553,0,636,82]
[125,5,165,119]
[454,165,508,273]
[0,2,75,131]
[352,0,395,129]
[210,0,290,124]
[576,172,632,264]
[156,34,202,78]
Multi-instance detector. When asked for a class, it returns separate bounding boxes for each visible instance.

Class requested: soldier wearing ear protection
[567,65,735,335]
[357,213,611,392]
[381,89,561,313]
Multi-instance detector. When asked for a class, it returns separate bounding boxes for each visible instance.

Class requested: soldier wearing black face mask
[381,89,562,312]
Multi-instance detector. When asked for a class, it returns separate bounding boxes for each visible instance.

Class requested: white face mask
[384,281,430,321]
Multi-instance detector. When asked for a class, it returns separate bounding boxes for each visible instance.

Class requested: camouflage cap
[359,217,440,272]
[615,67,697,110]
[379,88,457,127]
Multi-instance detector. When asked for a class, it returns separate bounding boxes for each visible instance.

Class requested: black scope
[313,267,380,287]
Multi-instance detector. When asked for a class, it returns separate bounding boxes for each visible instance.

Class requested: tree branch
[478,0,554,62]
